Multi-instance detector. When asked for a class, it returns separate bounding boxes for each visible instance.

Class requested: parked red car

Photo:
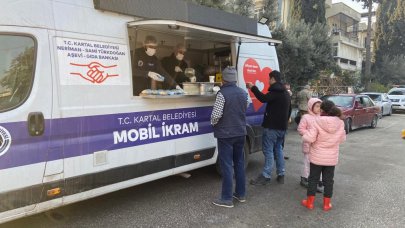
[320,94,380,134]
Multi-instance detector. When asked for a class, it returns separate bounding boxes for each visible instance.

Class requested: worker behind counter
[161,43,190,86]
[132,35,181,95]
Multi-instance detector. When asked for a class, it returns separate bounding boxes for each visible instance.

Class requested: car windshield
[366,94,381,101]
[321,95,354,108]
[388,90,405,95]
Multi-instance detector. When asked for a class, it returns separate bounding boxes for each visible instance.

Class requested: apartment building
[326,2,364,71]
[254,0,366,72]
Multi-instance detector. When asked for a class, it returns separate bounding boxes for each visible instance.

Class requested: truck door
[0,27,53,213]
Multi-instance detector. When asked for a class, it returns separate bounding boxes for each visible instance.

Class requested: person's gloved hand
[148,71,164,82]
[175,85,184,93]
[174,66,183,73]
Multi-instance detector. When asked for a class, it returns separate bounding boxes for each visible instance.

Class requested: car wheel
[370,115,378,128]
[344,118,352,134]
[388,107,392,116]
[380,107,384,116]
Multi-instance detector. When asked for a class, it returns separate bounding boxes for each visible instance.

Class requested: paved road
[3,114,405,228]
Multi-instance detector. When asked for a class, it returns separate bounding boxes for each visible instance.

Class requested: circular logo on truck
[0,126,11,157]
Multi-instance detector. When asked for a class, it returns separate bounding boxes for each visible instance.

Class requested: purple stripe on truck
[0,105,263,170]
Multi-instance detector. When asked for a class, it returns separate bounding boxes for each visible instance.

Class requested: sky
[332,0,379,13]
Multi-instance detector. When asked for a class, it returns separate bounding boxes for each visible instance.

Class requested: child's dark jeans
[307,163,335,198]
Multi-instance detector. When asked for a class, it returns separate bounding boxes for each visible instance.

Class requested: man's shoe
[276,175,284,184]
[232,194,246,203]
[284,156,289,160]
[212,199,234,208]
[300,177,308,188]
[250,174,271,185]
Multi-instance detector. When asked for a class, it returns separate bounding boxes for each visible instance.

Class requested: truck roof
[94,0,260,37]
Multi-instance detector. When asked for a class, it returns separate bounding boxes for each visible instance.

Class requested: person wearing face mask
[161,43,189,86]
[132,35,180,95]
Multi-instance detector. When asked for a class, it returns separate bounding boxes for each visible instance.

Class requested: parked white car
[387,88,405,112]
[361,92,392,116]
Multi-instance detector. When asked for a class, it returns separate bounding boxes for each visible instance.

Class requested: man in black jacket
[161,43,190,86]
[132,36,180,95]
[246,70,291,185]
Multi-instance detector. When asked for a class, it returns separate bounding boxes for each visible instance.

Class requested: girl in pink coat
[297,98,322,188]
[301,100,346,211]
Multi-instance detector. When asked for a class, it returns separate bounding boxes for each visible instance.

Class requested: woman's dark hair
[321,100,342,117]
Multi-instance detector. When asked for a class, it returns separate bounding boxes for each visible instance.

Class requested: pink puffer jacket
[302,116,346,166]
[297,98,322,153]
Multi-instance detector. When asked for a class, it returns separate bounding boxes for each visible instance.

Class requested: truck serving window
[129,29,230,96]
[0,35,35,112]
[127,20,281,97]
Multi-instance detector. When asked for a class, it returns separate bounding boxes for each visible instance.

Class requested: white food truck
[0,0,281,223]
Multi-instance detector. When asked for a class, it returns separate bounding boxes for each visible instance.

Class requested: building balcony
[331,30,363,48]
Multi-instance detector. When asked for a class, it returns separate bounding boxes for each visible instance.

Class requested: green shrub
[367,82,390,93]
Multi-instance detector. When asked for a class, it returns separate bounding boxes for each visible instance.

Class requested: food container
[184,68,195,77]
[182,82,215,95]
[199,82,215,94]
[182,82,200,95]
[185,68,196,82]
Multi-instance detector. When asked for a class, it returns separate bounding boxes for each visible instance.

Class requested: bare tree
[353,0,381,90]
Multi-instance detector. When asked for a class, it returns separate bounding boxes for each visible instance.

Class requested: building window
[332,43,338,57]
[333,47,338,57]
[350,60,357,66]
[340,58,348,64]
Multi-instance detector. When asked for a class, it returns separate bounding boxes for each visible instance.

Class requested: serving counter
[140,93,216,99]
[140,82,221,99]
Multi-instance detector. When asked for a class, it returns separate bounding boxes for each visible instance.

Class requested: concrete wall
[326,2,361,22]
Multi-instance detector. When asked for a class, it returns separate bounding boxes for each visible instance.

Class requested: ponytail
[321,100,343,118]
[328,106,342,118]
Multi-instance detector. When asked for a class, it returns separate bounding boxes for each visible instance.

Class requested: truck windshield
[0,35,35,112]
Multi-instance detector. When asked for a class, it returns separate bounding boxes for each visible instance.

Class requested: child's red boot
[301,196,315,209]
[323,197,332,211]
